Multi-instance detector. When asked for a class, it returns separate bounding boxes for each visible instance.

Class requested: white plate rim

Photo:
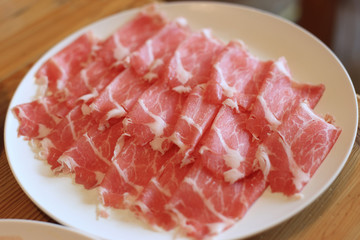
[0,219,96,239]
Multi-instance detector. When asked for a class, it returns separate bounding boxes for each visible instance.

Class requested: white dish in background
[0,220,96,240]
[4,2,358,240]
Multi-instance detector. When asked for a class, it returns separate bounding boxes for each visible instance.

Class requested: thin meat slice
[39,17,180,174]
[35,32,96,97]
[200,105,258,183]
[165,30,224,93]
[90,20,190,129]
[169,84,220,165]
[255,102,341,196]
[39,105,96,169]
[204,40,273,111]
[12,7,167,140]
[246,57,325,140]
[123,30,224,152]
[99,139,178,209]
[57,122,125,189]
[96,4,167,67]
[132,150,194,231]
[123,82,187,152]
[12,96,65,139]
[167,161,267,240]
[63,6,167,107]
[89,67,152,130]
[129,19,190,82]
[40,67,150,172]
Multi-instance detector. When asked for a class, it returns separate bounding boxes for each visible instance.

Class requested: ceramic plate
[0,219,95,240]
[4,2,358,240]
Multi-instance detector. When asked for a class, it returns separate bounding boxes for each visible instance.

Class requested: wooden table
[1,1,359,239]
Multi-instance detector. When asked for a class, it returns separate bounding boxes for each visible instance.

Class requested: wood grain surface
[1,1,359,240]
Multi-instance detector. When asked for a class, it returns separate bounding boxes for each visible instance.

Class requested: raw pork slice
[62,6,167,107]
[123,81,186,152]
[57,122,125,189]
[129,19,190,82]
[167,161,267,240]
[170,84,220,165]
[200,105,258,183]
[133,150,194,231]
[89,67,152,130]
[39,18,186,174]
[12,96,65,139]
[204,40,273,111]
[12,6,167,140]
[99,139,178,209]
[95,4,167,67]
[35,32,96,96]
[255,102,341,196]
[246,57,325,140]
[39,105,96,169]
[90,20,190,129]
[165,29,224,93]
[124,30,224,152]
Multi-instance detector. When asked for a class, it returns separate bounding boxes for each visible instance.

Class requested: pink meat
[99,139,177,209]
[89,67,152,129]
[246,57,325,140]
[255,102,341,196]
[200,106,258,183]
[62,7,167,108]
[169,84,220,165]
[123,82,187,151]
[35,32,96,96]
[57,122,125,189]
[132,150,194,230]
[39,105,96,169]
[12,7,167,140]
[129,19,190,82]
[167,161,267,240]
[12,96,66,139]
[39,18,187,179]
[165,30,224,93]
[204,40,273,111]
[95,5,167,67]
[90,20,190,129]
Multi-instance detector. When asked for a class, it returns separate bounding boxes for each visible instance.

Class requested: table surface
[1,1,359,240]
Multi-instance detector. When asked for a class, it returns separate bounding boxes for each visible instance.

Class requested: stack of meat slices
[12,5,341,240]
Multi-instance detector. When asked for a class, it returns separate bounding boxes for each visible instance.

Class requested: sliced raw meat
[12,96,65,139]
[99,139,178,209]
[63,7,167,107]
[36,32,96,97]
[96,4,167,67]
[165,29,224,93]
[200,105,258,183]
[89,67,152,129]
[12,7,167,140]
[132,150,194,231]
[246,57,325,139]
[255,102,341,196]
[123,82,186,152]
[166,161,267,240]
[204,40,273,111]
[39,105,96,169]
[170,84,220,165]
[57,122,125,189]
[90,20,190,129]
[129,19,190,82]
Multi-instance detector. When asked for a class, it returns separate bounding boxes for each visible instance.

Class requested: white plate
[0,219,96,240]
[4,2,358,240]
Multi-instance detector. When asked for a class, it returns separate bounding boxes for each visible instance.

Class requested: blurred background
[167,0,360,93]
